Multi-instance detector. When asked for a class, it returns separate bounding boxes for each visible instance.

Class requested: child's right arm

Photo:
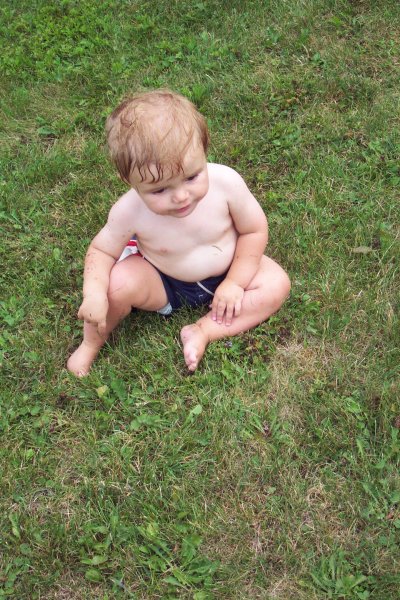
[78,198,135,334]
[77,244,116,334]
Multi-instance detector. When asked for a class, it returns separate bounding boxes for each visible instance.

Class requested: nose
[172,186,189,204]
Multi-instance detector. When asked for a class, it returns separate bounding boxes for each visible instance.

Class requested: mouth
[175,204,191,214]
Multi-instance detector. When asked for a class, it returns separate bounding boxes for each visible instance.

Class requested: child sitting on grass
[67,89,291,376]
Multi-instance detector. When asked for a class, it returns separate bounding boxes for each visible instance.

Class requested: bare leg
[181,256,291,371]
[67,256,168,376]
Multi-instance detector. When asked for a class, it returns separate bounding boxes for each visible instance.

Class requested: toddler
[67,89,290,376]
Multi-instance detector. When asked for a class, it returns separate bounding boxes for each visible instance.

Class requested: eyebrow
[140,159,204,188]
[141,173,173,187]
[142,181,167,191]
[144,170,198,189]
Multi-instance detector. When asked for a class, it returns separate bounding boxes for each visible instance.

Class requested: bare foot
[67,342,101,377]
[180,323,208,372]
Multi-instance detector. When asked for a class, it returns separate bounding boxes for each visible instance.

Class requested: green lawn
[1,1,399,598]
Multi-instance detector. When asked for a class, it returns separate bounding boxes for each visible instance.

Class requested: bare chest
[136,199,234,256]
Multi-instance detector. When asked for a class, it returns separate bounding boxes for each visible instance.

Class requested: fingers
[234,299,242,318]
[77,306,107,335]
[223,299,242,326]
[212,298,242,326]
[211,299,218,321]
[224,302,234,326]
[212,298,226,324]
[225,300,242,326]
[211,281,244,325]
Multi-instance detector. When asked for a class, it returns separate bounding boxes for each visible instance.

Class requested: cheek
[201,185,208,196]
[198,177,209,195]
[142,195,163,213]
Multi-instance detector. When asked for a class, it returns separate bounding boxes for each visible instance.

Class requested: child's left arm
[211,170,268,326]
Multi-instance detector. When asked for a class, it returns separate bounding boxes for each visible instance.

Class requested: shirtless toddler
[67,89,291,376]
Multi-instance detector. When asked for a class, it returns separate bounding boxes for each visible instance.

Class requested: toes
[180,324,207,372]
[187,355,198,372]
[184,348,198,371]
[76,368,89,377]
[67,348,93,377]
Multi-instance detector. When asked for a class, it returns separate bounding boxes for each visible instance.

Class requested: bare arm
[78,195,136,331]
[225,222,268,289]
[212,169,268,324]
[82,246,115,297]
[226,169,268,284]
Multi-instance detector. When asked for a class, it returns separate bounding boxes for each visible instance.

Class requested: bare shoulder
[90,188,142,256]
[207,162,256,205]
[207,163,266,234]
[95,188,144,253]
[207,163,247,190]
[105,188,146,234]
[108,188,140,221]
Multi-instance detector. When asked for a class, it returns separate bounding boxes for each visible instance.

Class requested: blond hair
[106,89,209,184]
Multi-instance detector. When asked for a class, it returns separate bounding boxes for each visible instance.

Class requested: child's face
[131,144,209,218]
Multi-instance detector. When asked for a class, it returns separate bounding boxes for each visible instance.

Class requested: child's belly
[139,229,237,282]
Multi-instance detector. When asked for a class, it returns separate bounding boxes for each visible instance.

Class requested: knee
[268,269,291,310]
[279,270,291,300]
[108,264,127,296]
[107,260,151,308]
[108,263,136,304]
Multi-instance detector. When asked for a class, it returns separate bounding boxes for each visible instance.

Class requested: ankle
[193,320,211,344]
[81,338,105,352]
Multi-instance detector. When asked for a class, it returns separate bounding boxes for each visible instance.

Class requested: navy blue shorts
[118,239,226,316]
[156,270,227,315]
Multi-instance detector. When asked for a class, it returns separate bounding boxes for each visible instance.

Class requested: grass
[1,0,399,598]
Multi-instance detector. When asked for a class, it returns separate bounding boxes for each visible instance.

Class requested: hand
[78,294,109,335]
[211,279,244,326]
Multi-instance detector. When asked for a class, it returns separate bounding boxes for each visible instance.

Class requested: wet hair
[105,89,209,184]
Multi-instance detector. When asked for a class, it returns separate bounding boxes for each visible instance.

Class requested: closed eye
[186,173,199,182]
[151,187,166,194]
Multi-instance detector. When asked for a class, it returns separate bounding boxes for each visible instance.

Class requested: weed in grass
[307,549,375,599]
